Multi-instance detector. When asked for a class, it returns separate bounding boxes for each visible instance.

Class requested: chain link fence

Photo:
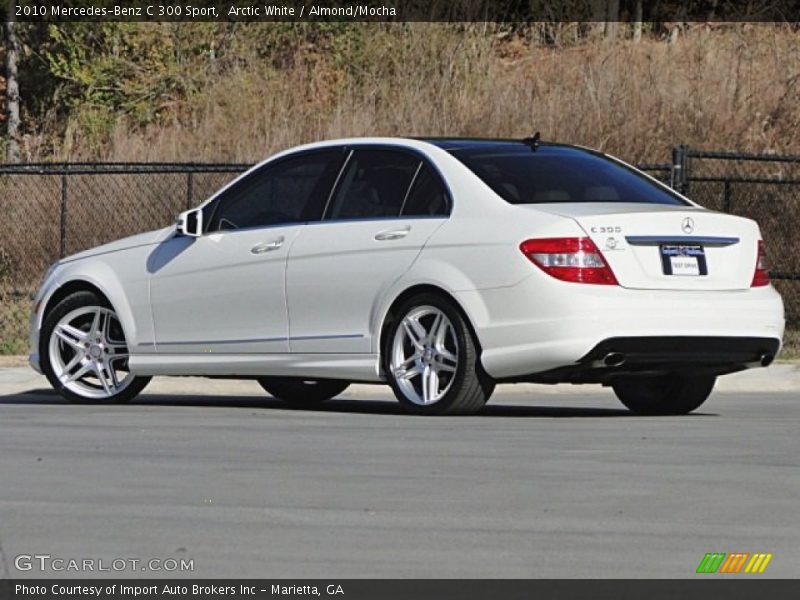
[0,163,246,352]
[673,148,800,353]
[0,150,798,355]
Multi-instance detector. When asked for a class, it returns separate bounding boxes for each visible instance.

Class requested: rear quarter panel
[370,202,584,354]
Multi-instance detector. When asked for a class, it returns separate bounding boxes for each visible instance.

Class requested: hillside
[4,22,799,163]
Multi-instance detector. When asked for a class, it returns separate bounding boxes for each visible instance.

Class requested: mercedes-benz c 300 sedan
[29,137,784,415]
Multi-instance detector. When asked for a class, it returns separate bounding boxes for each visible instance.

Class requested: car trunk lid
[526,203,760,291]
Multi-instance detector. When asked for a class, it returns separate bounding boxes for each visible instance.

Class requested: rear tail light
[751,240,770,287]
[520,237,618,285]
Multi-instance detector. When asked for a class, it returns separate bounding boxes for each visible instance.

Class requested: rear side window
[402,164,449,217]
[326,149,421,220]
[207,149,343,232]
[449,145,687,206]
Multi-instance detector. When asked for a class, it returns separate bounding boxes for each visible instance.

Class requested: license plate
[660,244,707,276]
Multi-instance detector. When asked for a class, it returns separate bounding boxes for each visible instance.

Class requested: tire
[40,290,151,404]
[612,373,716,415]
[383,292,494,415]
[257,377,349,407]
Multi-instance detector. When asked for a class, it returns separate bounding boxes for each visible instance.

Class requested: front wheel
[257,378,349,407]
[612,373,716,415]
[384,293,494,415]
[40,291,151,404]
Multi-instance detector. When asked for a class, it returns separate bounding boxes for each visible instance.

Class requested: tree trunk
[633,0,643,42]
[5,1,20,163]
[668,24,681,45]
[604,0,619,42]
[588,0,606,40]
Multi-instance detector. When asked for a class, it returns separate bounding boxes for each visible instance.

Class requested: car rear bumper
[513,336,781,384]
[456,276,785,380]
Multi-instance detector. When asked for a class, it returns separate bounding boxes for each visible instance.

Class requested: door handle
[251,237,284,254]
[374,227,410,241]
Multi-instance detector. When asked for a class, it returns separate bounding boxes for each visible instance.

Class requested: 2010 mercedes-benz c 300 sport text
[29,137,785,415]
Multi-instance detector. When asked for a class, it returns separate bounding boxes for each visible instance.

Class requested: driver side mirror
[176,208,203,237]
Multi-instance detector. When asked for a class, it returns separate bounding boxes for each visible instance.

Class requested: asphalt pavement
[0,366,798,579]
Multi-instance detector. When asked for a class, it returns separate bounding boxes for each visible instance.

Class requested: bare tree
[667,22,682,45]
[589,0,606,40]
[604,0,619,42]
[633,0,643,42]
[5,0,20,163]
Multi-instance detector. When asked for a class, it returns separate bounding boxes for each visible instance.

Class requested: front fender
[35,259,145,351]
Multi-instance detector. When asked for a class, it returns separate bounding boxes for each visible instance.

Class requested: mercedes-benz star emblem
[682,217,695,234]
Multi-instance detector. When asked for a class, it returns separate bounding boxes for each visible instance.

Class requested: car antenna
[522,132,541,151]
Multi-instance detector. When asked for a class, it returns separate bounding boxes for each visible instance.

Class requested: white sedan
[29,137,785,415]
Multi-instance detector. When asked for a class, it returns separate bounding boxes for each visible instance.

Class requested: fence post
[671,145,690,195]
[59,172,68,258]
[723,180,732,213]
[682,145,690,195]
[670,146,681,192]
[186,172,194,210]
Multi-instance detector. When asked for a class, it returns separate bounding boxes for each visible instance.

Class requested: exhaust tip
[603,352,626,368]
[760,353,774,367]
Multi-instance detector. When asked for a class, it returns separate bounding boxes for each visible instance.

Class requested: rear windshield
[447,145,688,206]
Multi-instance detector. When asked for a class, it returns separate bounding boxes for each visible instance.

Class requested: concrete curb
[713,363,800,393]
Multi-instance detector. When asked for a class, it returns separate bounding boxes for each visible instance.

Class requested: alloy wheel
[48,306,134,399]
[389,305,459,405]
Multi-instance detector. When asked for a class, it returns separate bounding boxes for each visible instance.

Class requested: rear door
[286,147,449,353]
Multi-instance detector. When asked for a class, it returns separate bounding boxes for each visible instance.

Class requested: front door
[148,148,346,354]
[148,226,298,354]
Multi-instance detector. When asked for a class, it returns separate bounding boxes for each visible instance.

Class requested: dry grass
[781,329,800,359]
[44,23,800,164]
[0,293,32,355]
[0,355,28,367]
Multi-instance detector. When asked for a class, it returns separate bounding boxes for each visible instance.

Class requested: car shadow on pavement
[0,388,720,417]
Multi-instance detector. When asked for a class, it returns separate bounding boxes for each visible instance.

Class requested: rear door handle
[374,227,410,241]
[251,237,284,254]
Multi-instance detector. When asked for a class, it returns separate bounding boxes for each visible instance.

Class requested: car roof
[272,137,596,159]
[419,137,531,149]
[417,137,596,155]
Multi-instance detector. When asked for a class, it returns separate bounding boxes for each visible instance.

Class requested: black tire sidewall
[257,378,349,406]
[613,373,716,415]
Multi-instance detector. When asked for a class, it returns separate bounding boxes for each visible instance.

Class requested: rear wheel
[384,293,494,415]
[40,291,151,404]
[257,378,349,407]
[612,373,716,415]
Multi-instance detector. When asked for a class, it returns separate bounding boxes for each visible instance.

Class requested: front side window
[448,145,688,206]
[206,149,343,232]
[325,149,421,220]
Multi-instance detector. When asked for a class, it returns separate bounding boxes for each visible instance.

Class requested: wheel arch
[43,280,111,319]
[377,283,485,367]
[39,269,138,347]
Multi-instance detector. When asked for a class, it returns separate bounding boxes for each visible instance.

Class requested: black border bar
[4,0,800,22]
[3,580,800,600]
